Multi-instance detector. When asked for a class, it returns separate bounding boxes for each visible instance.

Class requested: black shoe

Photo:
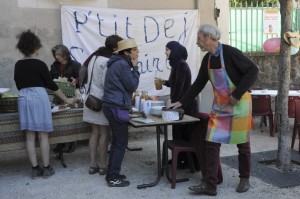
[43,165,55,179]
[99,168,107,175]
[31,165,43,180]
[89,166,99,175]
[189,182,217,196]
[107,177,130,187]
[106,174,126,182]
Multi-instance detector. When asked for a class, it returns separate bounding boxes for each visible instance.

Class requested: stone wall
[245,52,300,90]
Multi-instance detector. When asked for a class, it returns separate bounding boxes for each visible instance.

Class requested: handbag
[85,94,102,111]
[85,56,102,112]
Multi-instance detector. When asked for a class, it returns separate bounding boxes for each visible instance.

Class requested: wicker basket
[48,81,76,97]
[0,97,18,113]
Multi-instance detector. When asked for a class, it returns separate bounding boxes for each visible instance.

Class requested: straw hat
[114,39,138,53]
[283,32,300,48]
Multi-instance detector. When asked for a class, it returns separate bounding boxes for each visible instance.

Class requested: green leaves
[230,0,278,7]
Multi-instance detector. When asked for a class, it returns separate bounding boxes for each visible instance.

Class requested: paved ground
[0,118,300,199]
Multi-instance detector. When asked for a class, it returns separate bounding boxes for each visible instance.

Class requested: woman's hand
[65,97,75,105]
[131,57,139,66]
[70,77,77,86]
[167,101,182,109]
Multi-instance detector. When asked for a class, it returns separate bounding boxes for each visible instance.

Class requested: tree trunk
[277,0,292,171]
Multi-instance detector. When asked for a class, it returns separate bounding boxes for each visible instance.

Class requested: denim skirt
[18,87,53,132]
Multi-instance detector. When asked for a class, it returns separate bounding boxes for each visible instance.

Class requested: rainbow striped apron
[206,46,252,144]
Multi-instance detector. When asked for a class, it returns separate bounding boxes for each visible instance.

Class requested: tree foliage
[230,0,278,7]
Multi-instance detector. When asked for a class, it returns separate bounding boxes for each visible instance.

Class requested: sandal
[88,166,99,175]
[189,182,217,196]
[99,168,107,175]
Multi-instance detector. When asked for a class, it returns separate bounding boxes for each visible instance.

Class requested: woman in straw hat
[101,39,140,187]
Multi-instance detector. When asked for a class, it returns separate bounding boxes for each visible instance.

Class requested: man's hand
[230,96,240,106]
[167,101,182,109]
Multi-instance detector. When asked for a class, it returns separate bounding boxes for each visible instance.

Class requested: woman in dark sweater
[50,44,81,153]
[50,45,81,87]
[14,30,74,180]
[158,41,198,168]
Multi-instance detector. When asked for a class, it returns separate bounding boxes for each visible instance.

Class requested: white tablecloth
[250,90,300,97]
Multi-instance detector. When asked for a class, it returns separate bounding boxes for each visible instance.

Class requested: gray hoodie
[102,54,140,109]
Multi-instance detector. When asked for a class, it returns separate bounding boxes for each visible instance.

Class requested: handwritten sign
[61,6,199,96]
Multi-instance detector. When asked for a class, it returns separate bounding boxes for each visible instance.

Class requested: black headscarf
[166,41,188,67]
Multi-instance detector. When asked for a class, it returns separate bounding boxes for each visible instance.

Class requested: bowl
[150,101,164,107]
[0,88,10,94]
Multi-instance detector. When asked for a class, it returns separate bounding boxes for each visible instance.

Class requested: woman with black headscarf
[158,41,198,168]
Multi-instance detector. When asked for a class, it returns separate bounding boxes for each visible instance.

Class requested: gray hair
[198,24,221,41]
[51,44,71,60]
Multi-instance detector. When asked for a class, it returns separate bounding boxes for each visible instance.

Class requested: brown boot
[236,178,250,193]
[189,182,217,196]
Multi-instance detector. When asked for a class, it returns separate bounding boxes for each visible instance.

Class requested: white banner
[61,6,200,96]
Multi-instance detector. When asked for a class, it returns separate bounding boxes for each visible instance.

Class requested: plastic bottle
[132,90,139,106]
[134,91,140,111]
[139,91,146,112]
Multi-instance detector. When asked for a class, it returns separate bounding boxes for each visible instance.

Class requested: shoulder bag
[85,57,102,112]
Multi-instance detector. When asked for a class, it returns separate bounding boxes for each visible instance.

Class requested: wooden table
[129,114,200,189]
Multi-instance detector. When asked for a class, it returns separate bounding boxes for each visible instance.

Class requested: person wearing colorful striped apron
[168,24,258,196]
[207,47,252,144]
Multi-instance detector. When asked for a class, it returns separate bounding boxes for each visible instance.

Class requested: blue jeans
[102,106,128,179]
